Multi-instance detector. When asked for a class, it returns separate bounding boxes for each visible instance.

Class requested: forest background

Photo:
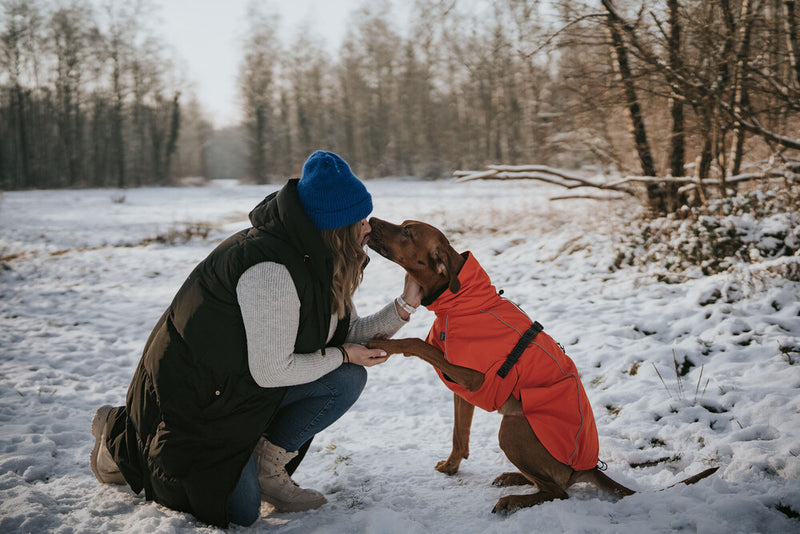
[2,0,799,216]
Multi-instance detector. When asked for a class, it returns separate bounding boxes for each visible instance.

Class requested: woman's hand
[401,273,423,308]
[341,343,389,367]
[395,273,424,320]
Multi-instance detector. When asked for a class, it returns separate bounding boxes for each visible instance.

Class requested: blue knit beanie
[297,150,373,230]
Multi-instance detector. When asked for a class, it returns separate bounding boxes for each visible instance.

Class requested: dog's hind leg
[493,415,573,514]
[493,395,533,487]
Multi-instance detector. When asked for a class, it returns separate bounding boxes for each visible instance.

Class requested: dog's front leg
[435,393,474,475]
[366,337,485,392]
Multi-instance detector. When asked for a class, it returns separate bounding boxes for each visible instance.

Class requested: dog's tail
[571,465,719,498]
[569,468,636,498]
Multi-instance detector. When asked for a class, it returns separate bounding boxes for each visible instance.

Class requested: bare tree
[727,0,757,179]
[238,2,280,183]
[284,31,333,169]
[666,0,685,179]
[1,0,197,190]
[786,0,800,88]
[172,95,210,179]
[50,2,94,186]
[1,0,43,189]
[602,0,662,211]
[347,1,400,175]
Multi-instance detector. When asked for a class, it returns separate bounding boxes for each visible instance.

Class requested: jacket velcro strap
[497,321,544,378]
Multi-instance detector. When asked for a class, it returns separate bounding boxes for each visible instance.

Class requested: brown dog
[366,217,717,514]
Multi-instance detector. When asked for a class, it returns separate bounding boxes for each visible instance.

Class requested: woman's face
[359,218,371,247]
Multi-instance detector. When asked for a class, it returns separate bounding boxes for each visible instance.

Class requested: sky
[153,0,372,129]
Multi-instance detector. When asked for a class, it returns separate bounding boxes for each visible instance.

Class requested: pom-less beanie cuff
[298,150,373,230]
[303,194,373,231]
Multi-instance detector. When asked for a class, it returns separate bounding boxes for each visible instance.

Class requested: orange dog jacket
[425,252,600,471]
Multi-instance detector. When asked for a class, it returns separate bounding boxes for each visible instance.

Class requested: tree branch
[519,13,607,59]
[453,165,798,201]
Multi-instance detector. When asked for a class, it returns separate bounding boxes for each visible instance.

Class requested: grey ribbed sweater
[236,261,407,388]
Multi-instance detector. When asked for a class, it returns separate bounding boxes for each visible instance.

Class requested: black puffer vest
[105,180,347,527]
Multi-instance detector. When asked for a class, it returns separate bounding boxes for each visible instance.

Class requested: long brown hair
[321,220,368,317]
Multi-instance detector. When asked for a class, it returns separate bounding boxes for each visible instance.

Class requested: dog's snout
[368,218,382,239]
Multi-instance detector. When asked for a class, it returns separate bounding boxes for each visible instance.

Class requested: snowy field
[1,178,799,533]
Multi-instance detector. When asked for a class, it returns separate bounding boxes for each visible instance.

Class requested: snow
[1,178,799,533]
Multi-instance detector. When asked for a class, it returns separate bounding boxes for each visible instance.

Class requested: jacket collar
[425,252,500,316]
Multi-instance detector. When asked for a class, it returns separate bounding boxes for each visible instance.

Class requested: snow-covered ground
[1,178,798,533]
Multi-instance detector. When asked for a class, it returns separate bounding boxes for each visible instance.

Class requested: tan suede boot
[253,437,327,512]
[90,405,126,485]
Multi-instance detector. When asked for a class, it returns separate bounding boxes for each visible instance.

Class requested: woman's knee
[334,363,367,404]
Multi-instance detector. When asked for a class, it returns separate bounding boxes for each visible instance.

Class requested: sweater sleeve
[236,262,344,388]
[345,299,410,344]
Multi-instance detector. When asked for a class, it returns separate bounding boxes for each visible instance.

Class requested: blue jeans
[228,363,367,525]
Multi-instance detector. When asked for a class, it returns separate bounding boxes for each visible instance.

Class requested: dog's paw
[491,496,520,514]
[435,459,460,475]
[492,472,531,487]
[491,495,535,514]
[492,491,566,513]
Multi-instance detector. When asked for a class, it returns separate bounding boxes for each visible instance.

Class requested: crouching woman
[89,151,422,527]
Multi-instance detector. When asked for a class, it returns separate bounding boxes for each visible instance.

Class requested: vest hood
[248,179,332,266]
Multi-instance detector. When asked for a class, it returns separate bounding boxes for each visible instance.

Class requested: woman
[89,150,423,527]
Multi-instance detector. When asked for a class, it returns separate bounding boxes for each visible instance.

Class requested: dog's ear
[432,249,461,294]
